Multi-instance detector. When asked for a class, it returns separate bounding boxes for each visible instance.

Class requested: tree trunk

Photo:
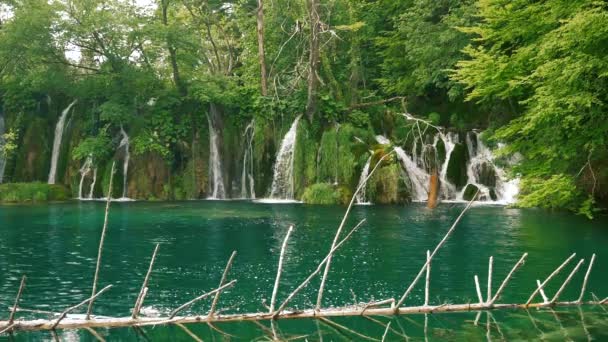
[256,0,268,96]
[162,0,186,97]
[427,169,439,209]
[306,0,320,122]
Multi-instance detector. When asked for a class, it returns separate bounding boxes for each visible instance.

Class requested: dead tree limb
[550,258,585,304]
[87,162,115,320]
[175,323,203,342]
[526,253,576,305]
[209,251,238,317]
[8,275,26,325]
[487,256,493,302]
[132,244,160,318]
[270,226,294,313]
[577,254,595,303]
[348,97,405,111]
[395,192,478,308]
[52,285,113,329]
[488,253,528,305]
[169,280,237,319]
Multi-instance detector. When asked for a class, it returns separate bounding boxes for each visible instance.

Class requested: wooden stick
[474,311,481,326]
[8,275,26,325]
[52,285,113,329]
[424,251,430,306]
[536,280,548,303]
[132,244,160,318]
[396,193,478,308]
[487,256,493,302]
[316,154,391,311]
[550,258,585,304]
[474,276,483,304]
[169,280,236,319]
[274,219,366,316]
[577,254,595,303]
[0,323,14,335]
[84,326,106,342]
[381,321,391,342]
[601,297,608,305]
[526,253,576,305]
[87,162,115,320]
[175,323,203,342]
[270,226,293,313]
[209,250,238,317]
[488,253,527,305]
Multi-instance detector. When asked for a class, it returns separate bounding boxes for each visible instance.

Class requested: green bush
[0,182,70,203]
[301,183,351,205]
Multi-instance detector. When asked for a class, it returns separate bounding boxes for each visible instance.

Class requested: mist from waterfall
[0,114,6,184]
[118,127,130,199]
[268,115,301,200]
[207,105,226,199]
[241,120,255,199]
[48,100,77,184]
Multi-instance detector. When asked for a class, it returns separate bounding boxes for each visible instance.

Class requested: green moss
[14,117,51,182]
[293,120,318,198]
[336,124,357,187]
[462,184,479,201]
[368,163,409,204]
[301,183,351,205]
[0,182,70,203]
[318,129,338,183]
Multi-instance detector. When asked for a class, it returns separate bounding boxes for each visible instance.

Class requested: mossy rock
[462,184,479,201]
[301,183,351,205]
[0,182,70,203]
[473,162,497,188]
[446,143,468,188]
[14,117,51,182]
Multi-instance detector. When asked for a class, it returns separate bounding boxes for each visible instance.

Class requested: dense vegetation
[0,0,606,215]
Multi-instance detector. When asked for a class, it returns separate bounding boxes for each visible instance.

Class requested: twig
[318,317,379,341]
[396,193,478,308]
[487,256,493,302]
[175,323,203,342]
[577,254,595,303]
[474,276,483,304]
[270,226,294,313]
[132,244,160,318]
[87,162,115,320]
[550,259,585,304]
[526,253,576,305]
[316,153,392,310]
[8,276,26,325]
[488,253,528,305]
[52,284,113,329]
[84,327,106,342]
[424,251,430,306]
[169,280,236,319]
[275,219,366,317]
[536,280,548,303]
[381,321,391,342]
[209,250,238,317]
[207,322,237,338]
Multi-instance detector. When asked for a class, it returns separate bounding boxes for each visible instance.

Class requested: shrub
[301,183,351,205]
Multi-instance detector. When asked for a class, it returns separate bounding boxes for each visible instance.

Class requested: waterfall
[240,120,255,199]
[78,157,92,199]
[118,127,130,199]
[394,147,430,201]
[48,100,77,184]
[269,115,301,199]
[457,132,520,203]
[355,155,372,204]
[207,105,226,199]
[0,114,6,184]
[437,132,458,199]
[89,168,97,199]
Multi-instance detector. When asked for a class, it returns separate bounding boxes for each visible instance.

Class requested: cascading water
[78,157,92,199]
[394,147,430,201]
[268,115,301,200]
[457,132,519,203]
[355,155,372,204]
[240,121,255,199]
[118,127,130,199]
[208,105,226,199]
[48,100,77,184]
[0,114,6,184]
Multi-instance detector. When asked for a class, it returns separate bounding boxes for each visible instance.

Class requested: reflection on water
[0,201,607,340]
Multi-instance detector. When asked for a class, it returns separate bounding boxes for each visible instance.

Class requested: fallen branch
[488,253,528,305]
[577,254,595,303]
[169,280,237,319]
[52,284,113,329]
[550,258,585,304]
[132,244,160,319]
[270,226,294,313]
[7,275,26,327]
[526,253,576,305]
[209,250,237,317]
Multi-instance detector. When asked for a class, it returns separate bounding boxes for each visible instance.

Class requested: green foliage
[72,131,112,163]
[0,182,69,203]
[301,183,351,205]
[517,175,583,212]
[368,163,409,204]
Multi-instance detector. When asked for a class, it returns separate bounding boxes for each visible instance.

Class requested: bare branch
[270,226,294,313]
[209,251,238,317]
[132,244,160,318]
[169,280,236,319]
[489,253,528,305]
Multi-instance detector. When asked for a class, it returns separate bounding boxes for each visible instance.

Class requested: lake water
[0,201,607,341]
